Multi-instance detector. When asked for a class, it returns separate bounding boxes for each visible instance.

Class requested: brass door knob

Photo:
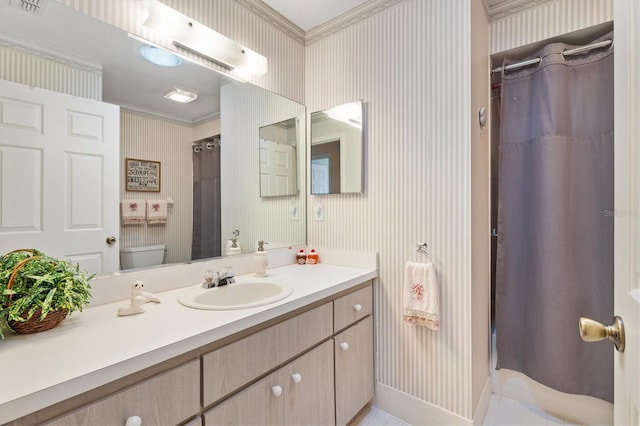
[579,316,625,352]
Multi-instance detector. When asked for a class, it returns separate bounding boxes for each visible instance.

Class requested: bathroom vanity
[0,261,376,426]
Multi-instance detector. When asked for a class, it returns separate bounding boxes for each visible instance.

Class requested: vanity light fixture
[163,87,198,103]
[139,45,181,67]
[128,34,247,83]
[142,0,267,77]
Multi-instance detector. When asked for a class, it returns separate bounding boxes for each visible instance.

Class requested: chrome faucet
[202,267,235,288]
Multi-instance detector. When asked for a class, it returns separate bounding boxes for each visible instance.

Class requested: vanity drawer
[334,283,372,332]
[203,302,332,406]
[45,359,199,426]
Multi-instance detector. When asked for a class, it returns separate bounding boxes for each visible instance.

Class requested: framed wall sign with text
[126,158,161,192]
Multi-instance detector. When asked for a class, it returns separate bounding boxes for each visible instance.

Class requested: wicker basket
[3,249,69,335]
[8,308,68,334]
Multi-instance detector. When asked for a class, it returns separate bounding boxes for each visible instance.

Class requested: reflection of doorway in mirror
[311,140,341,194]
[259,139,297,197]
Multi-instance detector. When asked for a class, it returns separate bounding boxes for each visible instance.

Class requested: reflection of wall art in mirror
[126,158,161,192]
[259,117,299,197]
[310,101,364,195]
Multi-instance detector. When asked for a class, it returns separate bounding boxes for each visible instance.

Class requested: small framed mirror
[259,117,299,197]
[310,101,363,195]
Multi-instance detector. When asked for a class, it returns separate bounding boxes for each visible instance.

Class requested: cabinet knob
[291,373,302,384]
[125,416,142,426]
[353,304,362,312]
[271,385,283,397]
[340,342,349,351]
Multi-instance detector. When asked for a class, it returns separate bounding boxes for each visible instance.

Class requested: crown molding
[236,0,306,45]
[241,0,543,46]
[488,0,553,21]
[0,31,102,74]
[305,0,403,45]
[121,106,220,127]
[481,0,490,17]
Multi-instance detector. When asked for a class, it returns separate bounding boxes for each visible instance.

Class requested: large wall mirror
[310,101,364,194]
[0,1,306,275]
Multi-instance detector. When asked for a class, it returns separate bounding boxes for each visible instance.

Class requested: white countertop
[0,262,377,424]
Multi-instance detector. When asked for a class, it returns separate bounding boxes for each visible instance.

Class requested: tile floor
[482,395,578,426]
[351,405,410,426]
[351,395,578,426]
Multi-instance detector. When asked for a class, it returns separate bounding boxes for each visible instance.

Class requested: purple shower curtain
[191,137,222,260]
[495,34,614,402]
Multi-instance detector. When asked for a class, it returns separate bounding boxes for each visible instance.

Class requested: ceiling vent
[8,0,46,14]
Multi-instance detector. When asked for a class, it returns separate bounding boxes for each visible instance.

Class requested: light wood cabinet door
[334,316,374,426]
[204,341,334,426]
[204,370,285,426]
[184,415,202,426]
[45,360,200,426]
[203,302,332,406]
[284,340,335,426]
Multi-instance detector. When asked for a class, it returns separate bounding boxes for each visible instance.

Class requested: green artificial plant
[0,249,93,338]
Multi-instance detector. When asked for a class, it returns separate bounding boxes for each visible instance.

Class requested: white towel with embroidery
[146,199,167,224]
[121,199,146,225]
[403,261,440,330]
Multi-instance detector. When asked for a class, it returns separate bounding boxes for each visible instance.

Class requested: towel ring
[416,243,431,255]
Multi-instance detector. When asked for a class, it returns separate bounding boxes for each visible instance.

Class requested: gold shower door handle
[579,316,625,352]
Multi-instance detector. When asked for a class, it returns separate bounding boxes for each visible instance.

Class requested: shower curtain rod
[491,39,612,74]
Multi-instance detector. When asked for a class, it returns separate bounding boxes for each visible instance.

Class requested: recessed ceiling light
[139,45,182,67]
[163,87,198,103]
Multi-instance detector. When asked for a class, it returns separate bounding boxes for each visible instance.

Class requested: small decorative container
[307,249,319,265]
[296,249,307,265]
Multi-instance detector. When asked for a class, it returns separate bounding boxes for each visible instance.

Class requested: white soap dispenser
[254,240,269,277]
[226,230,242,255]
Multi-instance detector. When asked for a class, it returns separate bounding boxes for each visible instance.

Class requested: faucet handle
[203,269,215,283]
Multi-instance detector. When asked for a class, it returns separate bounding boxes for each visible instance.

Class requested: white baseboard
[373,382,472,425]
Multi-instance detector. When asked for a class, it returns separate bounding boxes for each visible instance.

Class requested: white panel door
[0,80,119,274]
[614,1,640,424]
[259,139,296,196]
[311,159,329,195]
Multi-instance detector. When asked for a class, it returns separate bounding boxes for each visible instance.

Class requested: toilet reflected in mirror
[120,245,166,270]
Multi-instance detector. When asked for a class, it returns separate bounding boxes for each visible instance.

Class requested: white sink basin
[178,280,293,310]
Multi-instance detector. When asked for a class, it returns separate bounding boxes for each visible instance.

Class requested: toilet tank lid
[120,244,166,253]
